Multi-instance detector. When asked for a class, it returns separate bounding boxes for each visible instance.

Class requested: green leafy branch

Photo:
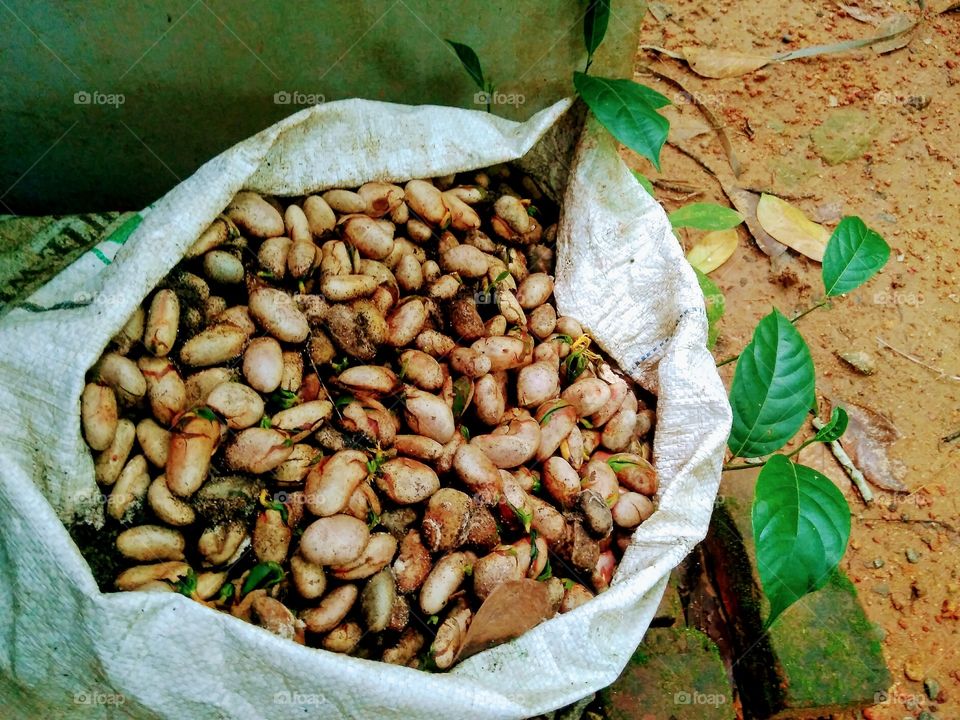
[722,217,889,625]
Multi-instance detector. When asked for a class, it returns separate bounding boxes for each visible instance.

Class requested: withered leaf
[457,579,556,661]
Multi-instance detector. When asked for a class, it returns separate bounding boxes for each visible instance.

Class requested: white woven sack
[0,98,730,719]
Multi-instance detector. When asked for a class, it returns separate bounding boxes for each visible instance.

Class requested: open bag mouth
[0,98,730,720]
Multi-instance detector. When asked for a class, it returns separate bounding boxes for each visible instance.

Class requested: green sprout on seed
[607,458,639,473]
[538,402,569,426]
[269,389,298,410]
[217,582,235,602]
[169,568,197,598]
[508,502,532,533]
[241,561,285,597]
[536,558,553,582]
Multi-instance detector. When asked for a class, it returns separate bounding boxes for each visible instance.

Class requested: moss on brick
[600,628,734,720]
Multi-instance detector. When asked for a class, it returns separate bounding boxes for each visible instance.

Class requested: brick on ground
[704,470,891,719]
[598,627,734,720]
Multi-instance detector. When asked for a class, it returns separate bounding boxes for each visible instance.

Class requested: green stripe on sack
[104,212,143,245]
[89,213,142,264]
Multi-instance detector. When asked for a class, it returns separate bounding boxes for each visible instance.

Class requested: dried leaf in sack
[831,399,908,492]
[756,193,830,262]
[686,229,738,274]
[680,46,771,78]
[722,185,788,257]
[457,579,556,662]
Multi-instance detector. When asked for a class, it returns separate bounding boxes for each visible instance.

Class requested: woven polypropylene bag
[0,98,730,719]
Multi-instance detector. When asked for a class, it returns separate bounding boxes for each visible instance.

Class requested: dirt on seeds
[628,1,960,718]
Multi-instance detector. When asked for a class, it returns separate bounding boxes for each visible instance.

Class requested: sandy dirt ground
[628,1,960,718]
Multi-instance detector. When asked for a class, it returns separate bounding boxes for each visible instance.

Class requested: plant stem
[714,299,829,368]
[584,56,593,74]
[787,436,819,459]
[790,299,829,324]
[812,417,873,504]
[722,461,765,471]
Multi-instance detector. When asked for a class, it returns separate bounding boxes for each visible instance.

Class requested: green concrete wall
[1,1,644,214]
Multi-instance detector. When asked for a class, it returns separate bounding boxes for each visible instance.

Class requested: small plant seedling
[447,40,496,113]
[723,217,889,624]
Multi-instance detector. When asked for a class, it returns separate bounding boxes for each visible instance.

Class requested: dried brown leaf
[870,14,916,54]
[686,229,739,274]
[721,185,788,257]
[756,193,830,262]
[457,579,556,661]
[680,47,771,79]
[831,399,908,492]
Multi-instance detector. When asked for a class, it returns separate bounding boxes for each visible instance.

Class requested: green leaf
[446,40,485,90]
[259,416,272,429]
[822,216,890,297]
[631,170,655,196]
[554,334,574,345]
[814,407,848,443]
[529,529,539,561]
[668,203,744,231]
[241,561,285,596]
[459,425,471,440]
[728,309,815,457]
[693,266,725,349]
[561,578,574,590]
[334,394,354,409]
[752,455,850,625]
[367,509,380,528]
[573,72,670,170]
[583,0,611,61]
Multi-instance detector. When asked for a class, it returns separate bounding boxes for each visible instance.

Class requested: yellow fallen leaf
[681,47,771,79]
[686,228,739,274]
[756,194,831,262]
[928,0,958,14]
